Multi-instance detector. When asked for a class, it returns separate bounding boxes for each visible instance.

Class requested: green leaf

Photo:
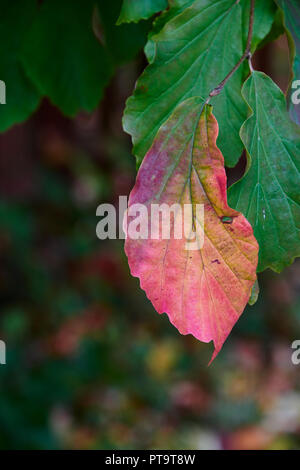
[22,0,113,116]
[117,0,168,24]
[249,0,278,50]
[257,7,285,51]
[228,71,300,272]
[123,0,276,168]
[96,0,151,65]
[276,0,300,126]
[0,0,40,132]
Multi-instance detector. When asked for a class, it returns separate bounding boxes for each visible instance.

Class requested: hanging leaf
[123,0,276,168]
[229,71,300,272]
[125,98,258,362]
[22,0,113,116]
[0,0,40,132]
[276,0,300,126]
[117,0,168,24]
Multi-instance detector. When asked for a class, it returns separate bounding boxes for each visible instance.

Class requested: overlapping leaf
[0,0,40,132]
[277,0,300,125]
[117,0,168,24]
[123,0,276,167]
[125,98,258,362]
[229,71,300,272]
[145,0,195,63]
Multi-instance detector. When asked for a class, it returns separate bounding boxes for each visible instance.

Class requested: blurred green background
[0,3,299,450]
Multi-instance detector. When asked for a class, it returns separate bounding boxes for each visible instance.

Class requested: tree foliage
[122,0,300,359]
[0,0,299,361]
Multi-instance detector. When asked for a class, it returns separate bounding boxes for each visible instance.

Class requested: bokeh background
[0,14,299,450]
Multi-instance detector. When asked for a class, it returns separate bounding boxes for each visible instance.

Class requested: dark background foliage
[0,0,299,450]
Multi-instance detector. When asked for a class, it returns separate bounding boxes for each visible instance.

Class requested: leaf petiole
[206,0,256,103]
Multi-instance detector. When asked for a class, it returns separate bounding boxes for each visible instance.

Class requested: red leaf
[125,99,258,363]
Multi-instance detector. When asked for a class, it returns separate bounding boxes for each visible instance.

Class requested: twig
[206,0,255,103]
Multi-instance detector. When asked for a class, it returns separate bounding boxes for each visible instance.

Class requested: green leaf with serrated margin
[0,0,40,132]
[117,0,168,24]
[228,71,300,272]
[124,0,276,168]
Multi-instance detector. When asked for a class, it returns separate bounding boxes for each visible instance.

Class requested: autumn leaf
[124,99,258,362]
[229,71,300,272]
[123,0,276,167]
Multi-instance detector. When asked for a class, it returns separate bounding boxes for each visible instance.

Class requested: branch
[206,0,255,103]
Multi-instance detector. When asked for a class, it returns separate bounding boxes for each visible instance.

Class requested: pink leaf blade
[125,98,258,363]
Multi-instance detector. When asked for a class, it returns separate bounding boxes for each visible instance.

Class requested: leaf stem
[206,0,255,103]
